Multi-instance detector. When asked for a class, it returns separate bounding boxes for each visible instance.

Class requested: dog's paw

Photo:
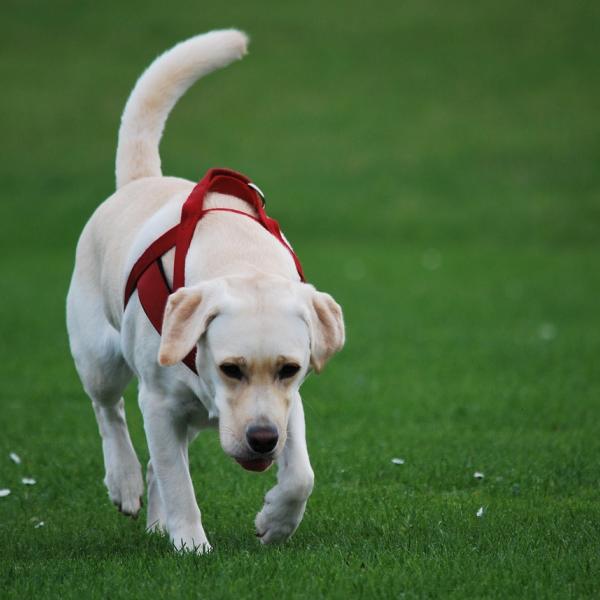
[170,529,212,555]
[255,486,309,545]
[104,461,144,518]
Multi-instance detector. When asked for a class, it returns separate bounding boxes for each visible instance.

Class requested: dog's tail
[115,29,248,190]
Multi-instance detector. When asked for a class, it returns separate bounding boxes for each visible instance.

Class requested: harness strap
[123,168,305,374]
[135,258,199,372]
[124,225,178,307]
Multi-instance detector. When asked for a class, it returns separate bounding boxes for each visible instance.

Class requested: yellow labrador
[66,30,344,553]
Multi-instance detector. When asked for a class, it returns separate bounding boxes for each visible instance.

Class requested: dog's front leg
[255,394,314,544]
[140,386,211,554]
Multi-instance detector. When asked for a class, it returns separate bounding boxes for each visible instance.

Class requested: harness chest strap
[124,168,306,374]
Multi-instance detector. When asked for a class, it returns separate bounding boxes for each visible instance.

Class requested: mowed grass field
[1,0,599,597]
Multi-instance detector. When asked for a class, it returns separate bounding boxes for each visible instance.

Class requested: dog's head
[157,275,344,471]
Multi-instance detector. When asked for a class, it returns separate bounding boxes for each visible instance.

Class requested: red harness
[124,168,306,374]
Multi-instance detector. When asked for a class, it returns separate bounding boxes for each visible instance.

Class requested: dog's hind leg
[91,391,144,517]
[67,287,144,518]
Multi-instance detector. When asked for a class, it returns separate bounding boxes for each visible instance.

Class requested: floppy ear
[305,288,345,373]
[158,282,222,367]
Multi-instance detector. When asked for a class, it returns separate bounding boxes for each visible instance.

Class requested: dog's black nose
[246,425,279,454]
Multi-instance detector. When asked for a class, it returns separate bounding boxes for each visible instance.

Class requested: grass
[1,0,599,597]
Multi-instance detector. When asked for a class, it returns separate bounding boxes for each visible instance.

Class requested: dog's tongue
[235,457,273,472]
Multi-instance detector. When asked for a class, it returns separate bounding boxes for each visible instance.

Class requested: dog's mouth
[234,457,273,472]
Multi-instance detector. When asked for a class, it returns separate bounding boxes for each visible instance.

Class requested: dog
[66,29,345,553]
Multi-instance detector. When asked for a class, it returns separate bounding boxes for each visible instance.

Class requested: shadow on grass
[5,514,297,562]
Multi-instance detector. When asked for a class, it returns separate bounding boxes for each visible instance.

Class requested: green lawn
[1,0,599,598]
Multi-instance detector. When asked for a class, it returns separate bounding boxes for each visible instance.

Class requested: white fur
[66,30,344,555]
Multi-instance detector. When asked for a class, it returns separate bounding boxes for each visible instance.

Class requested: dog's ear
[158,281,222,367]
[304,287,345,373]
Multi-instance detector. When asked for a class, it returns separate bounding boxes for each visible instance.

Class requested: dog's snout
[246,424,279,454]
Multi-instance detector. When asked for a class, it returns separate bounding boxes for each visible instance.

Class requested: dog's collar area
[247,182,266,206]
[124,168,306,374]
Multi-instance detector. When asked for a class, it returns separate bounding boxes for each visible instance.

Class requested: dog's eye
[278,363,301,380]
[220,363,244,380]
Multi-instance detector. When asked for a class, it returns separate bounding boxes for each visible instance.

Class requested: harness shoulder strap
[124,225,178,307]
[124,168,306,374]
[134,257,198,373]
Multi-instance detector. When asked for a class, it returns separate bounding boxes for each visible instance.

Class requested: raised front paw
[255,484,311,544]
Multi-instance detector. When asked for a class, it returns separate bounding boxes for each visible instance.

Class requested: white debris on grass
[476,506,485,518]
[538,322,557,341]
[0,489,11,497]
[473,471,485,480]
[9,452,21,464]
[30,517,45,528]
[21,477,36,485]
[391,457,405,465]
